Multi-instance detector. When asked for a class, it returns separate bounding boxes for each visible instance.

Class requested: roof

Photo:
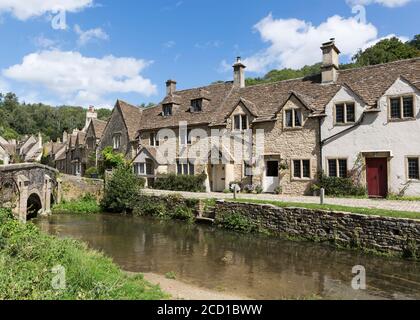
[130,57,420,131]
[116,100,142,140]
[91,118,107,139]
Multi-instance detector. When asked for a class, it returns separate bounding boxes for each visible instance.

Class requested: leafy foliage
[52,194,101,215]
[153,173,207,192]
[101,147,126,170]
[313,173,367,197]
[0,208,166,300]
[100,165,142,213]
[216,212,258,233]
[0,93,111,141]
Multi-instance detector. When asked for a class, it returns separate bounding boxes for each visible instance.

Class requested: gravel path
[143,189,420,212]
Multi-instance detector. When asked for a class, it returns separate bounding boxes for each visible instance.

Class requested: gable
[384,77,419,97]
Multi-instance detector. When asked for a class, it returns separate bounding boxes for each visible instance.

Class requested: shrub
[216,212,258,233]
[255,185,263,194]
[85,167,99,178]
[274,186,283,195]
[101,165,142,213]
[243,185,255,194]
[315,173,367,197]
[153,173,207,192]
[133,195,168,218]
[53,194,100,214]
[101,147,126,170]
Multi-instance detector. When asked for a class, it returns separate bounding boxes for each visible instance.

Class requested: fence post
[320,188,325,205]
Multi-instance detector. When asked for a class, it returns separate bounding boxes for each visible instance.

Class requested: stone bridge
[0,163,61,222]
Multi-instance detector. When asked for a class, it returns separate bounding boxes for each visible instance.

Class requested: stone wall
[60,174,104,202]
[214,200,420,257]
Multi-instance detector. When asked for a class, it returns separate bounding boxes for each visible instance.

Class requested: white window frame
[150,132,160,147]
[113,134,121,150]
[180,129,192,146]
[176,159,195,176]
[284,108,303,129]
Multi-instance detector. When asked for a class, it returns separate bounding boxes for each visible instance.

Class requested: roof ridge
[338,57,420,74]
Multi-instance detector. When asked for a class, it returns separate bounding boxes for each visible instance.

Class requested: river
[34,213,420,300]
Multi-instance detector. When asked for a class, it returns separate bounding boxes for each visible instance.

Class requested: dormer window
[284,109,302,128]
[191,99,203,112]
[335,102,355,124]
[233,114,248,131]
[163,104,173,117]
[389,96,415,120]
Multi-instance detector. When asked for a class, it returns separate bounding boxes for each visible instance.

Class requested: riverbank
[0,209,167,300]
[142,273,250,300]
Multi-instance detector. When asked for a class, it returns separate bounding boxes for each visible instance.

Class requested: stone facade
[215,200,420,257]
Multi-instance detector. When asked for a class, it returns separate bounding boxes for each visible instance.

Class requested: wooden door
[366,158,388,198]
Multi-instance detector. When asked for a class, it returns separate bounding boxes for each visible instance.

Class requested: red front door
[366,158,388,198]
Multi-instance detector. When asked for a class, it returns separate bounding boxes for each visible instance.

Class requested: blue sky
[0,0,418,108]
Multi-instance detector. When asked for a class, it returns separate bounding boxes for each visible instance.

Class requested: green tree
[408,34,420,50]
[101,146,126,170]
[100,165,142,213]
[352,37,420,67]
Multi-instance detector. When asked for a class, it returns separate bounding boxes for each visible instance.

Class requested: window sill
[388,117,416,123]
[291,177,312,182]
[334,122,356,127]
[283,127,303,131]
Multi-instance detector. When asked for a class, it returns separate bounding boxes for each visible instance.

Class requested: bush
[315,173,367,197]
[53,194,100,214]
[216,212,258,233]
[85,167,99,178]
[133,194,197,222]
[0,208,166,300]
[153,173,207,193]
[101,165,143,213]
[101,147,126,170]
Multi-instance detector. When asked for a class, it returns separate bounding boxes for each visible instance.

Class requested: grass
[165,272,177,280]
[230,198,420,220]
[387,195,420,202]
[0,209,168,300]
[52,194,101,214]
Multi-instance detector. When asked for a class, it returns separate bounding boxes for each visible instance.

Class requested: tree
[352,37,420,67]
[100,164,142,213]
[101,146,126,170]
[408,34,420,50]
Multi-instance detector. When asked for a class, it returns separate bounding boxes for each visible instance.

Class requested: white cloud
[32,34,60,49]
[242,13,396,73]
[2,50,157,107]
[74,24,109,46]
[0,0,93,20]
[347,0,413,7]
[0,76,10,93]
[163,40,176,49]
[195,40,222,49]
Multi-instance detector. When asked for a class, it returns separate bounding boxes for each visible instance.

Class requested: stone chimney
[84,105,98,132]
[63,131,68,144]
[166,80,177,95]
[321,38,340,84]
[38,132,42,149]
[233,57,246,88]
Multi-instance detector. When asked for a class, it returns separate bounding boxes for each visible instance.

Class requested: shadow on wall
[27,193,42,220]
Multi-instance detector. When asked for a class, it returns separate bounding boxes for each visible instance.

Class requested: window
[149,133,160,147]
[390,96,415,120]
[176,159,195,175]
[293,159,311,179]
[328,159,348,178]
[335,102,355,124]
[408,157,420,180]
[134,163,145,175]
[244,161,253,177]
[163,104,172,116]
[180,129,192,145]
[285,109,303,128]
[191,99,203,112]
[233,114,248,131]
[113,134,121,149]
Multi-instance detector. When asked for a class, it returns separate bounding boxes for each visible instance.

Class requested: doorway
[366,158,388,198]
[263,161,279,193]
[211,164,226,192]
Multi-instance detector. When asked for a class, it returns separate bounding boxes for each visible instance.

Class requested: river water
[34,214,420,300]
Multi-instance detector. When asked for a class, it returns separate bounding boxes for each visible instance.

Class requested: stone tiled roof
[116,100,143,140]
[91,118,107,139]
[132,57,420,131]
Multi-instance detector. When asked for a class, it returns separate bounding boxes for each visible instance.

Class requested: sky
[0,0,418,108]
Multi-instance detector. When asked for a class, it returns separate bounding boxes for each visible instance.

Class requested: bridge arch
[27,192,43,220]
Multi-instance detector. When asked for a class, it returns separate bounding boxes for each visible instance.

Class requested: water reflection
[35,214,420,300]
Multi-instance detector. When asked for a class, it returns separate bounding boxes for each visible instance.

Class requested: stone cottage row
[51,40,420,197]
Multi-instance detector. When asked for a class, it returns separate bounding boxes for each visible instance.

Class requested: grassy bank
[231,198,420,220]
[52,195,101,214]
[0,209,168,300]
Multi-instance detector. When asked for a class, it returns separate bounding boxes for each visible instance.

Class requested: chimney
[321,38,340,84]
[38,132,43,149]
[166,80,177,95]
[233,57,246,88]
[84,105,98,132]
[63,131,68,143]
